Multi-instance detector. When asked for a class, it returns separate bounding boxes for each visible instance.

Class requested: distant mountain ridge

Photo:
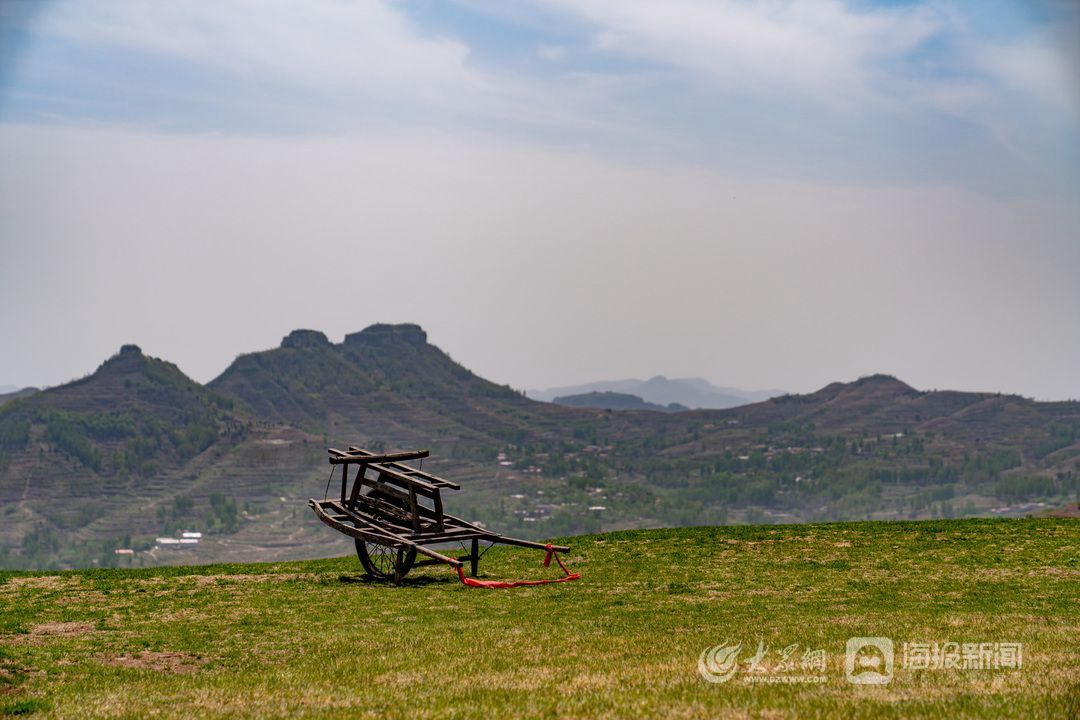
[529,376,783,409]
[553,391,688,413]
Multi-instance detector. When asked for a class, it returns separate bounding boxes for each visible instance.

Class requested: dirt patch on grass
[153,608,211,623]
[5,576,76,591]
[972,566,1080,580]
[185,573,315,586]
[0,667,25,695]
[55,590,108,607]
[4,621,100,646]
[30,622,95,637]
[102,651,207,674]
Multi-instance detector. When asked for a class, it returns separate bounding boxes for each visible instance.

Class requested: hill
[553,390,687,412]
[1,326,603,570]
[0,345,256,568]
[1,519,1076,718]
[0,387,37,408]
[0,343,241,481]
[1,324,1078,570]
[208,324,560,446]
[530,375,782,408]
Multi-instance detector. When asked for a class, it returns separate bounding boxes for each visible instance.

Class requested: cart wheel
[356,538,417,582]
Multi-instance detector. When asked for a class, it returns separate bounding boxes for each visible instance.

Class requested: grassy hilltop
[1,517,1077,718]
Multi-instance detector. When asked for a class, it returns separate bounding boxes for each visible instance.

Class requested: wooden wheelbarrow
[309,447,579,586]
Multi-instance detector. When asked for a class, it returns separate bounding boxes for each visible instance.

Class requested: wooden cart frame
[309,447,570,584]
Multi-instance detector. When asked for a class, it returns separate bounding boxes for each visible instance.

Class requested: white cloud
[36,0,488,106]
[969,32,1079,122]
[515,0,1078,178]
[535,0,943,107]
[7,1,1077,196]
[24,0,645,140]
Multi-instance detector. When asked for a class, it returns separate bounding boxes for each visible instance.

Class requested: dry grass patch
[184,572,315,586]
[30,621,95,636]
[4,576,76,591]
[101,651,208,674]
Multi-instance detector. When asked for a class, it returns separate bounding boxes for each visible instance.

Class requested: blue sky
[2,0,1076,190]
[1,1,1078,398]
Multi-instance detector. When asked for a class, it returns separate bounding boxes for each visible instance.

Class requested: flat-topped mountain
[208,323,577,449]
[344,323,427,346]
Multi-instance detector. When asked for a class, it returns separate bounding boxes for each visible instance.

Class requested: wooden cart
[309,447,572,584]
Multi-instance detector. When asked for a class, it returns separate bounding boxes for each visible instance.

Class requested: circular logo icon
[698,643,742,683]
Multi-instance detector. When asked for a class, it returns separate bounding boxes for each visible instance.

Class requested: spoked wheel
[355,537,417,582]
[356,483,419,578]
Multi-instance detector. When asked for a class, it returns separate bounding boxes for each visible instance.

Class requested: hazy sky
[1,1,1078,400]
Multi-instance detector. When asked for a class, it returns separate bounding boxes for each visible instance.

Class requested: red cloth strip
[454,543,580,588]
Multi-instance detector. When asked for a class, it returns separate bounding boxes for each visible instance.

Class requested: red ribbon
[455,543,581,588]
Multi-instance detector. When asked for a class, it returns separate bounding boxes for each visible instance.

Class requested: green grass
[0,518,1077,718]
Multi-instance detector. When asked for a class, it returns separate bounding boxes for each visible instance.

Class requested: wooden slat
[311,501,411,544]
[364,463,440,492]
[345,480,444,525]
[329,500,415,535]
[412,558,445,567]
[405,529,489,543]
[328,448,430,465]
[386,464,460,490]
[346,446,460,490]
[432,490,445,532]
[332,501,479,544]
[490,535,570,553]
[309,499,462,567]
[408,484,420,533]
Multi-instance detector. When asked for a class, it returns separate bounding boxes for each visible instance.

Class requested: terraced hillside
[0,346,261,568]
[1,324,1078,570]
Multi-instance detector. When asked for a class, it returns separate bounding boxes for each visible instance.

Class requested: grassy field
[1,518,1077,718]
